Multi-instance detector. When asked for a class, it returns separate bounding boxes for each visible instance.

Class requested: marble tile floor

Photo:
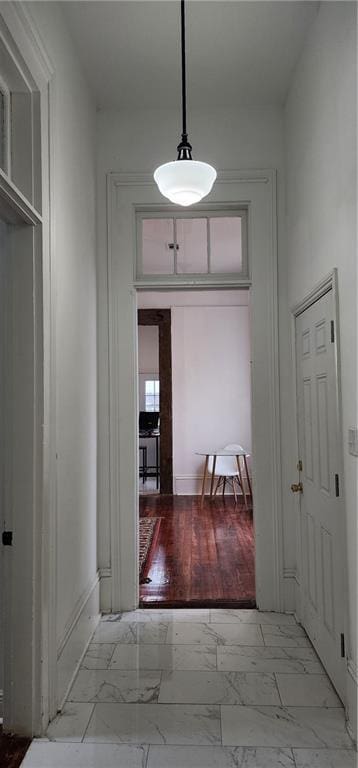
[21,609,356,768]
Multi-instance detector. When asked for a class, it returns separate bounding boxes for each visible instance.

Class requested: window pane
[142,219,175,274]
[176,218,208,274]
[145,380,155,395]
[210,217,242,273]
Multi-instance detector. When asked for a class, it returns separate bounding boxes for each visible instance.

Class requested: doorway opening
[137,288,255,608]
[138,309,173,495]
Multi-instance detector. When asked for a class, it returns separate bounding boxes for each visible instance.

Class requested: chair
[208,444,248,503]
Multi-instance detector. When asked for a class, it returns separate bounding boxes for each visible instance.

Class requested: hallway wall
[284,1,357,739]
[28,2,99,704]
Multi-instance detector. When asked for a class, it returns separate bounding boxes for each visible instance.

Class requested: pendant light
[154,0,217,206]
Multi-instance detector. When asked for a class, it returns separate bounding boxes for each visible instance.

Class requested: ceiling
[62,1,319,109]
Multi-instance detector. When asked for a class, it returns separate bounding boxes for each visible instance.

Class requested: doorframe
[0,3,57,734]
[138,308,173,494]
[103,168,284,612]
[291,269,348,701]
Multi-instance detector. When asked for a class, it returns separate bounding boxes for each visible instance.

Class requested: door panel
[317,375,330,492]
[307,512,317,609]
[295,288,345,700]
[303,378,314,479]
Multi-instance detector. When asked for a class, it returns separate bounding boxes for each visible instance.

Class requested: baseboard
[57,572,100,708]
[282,568,297,612]
[174,474,249,496]
[99,567,112,613]
[283,567,298,581]
[347,658,358,684]
[346,658,358,745]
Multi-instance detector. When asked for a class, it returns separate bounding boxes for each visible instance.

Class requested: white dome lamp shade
[154,1,216,206]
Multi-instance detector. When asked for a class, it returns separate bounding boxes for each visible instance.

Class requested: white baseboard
[346,658,358,745]
[174,474,249,496]
[57,572,100,708]
[282,568,297,612]
[99,567,112,613]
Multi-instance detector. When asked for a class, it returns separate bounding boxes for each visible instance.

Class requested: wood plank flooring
[139,494,255,608]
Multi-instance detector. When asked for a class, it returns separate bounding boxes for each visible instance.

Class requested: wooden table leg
[209,455,217,498]
[236,455,248,510]
[243,454,252,501]
[156,435,159,490]
[214,476,221,496]
[200,454,209,508]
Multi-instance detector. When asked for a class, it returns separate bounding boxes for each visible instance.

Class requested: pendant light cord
[177,0,192,159]
[181,0,187,138]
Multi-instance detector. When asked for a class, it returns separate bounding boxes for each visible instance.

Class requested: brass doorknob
[291,482,303,493]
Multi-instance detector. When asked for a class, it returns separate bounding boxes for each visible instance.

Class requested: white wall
[284,1,357,738]
[138,291,251,495]
[28,2,99,705]
[138,326,159,375]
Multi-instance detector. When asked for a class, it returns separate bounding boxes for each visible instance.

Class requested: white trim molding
[57,573,100,659]
[283,567,299,583]
[0,169,42,226]
[57,573,100,708]
[347,658,358,685]
[291,270,338,318]
[101,168,284,613]
[174,474,250,497]
[291,269,350,709]
[346,658,358,745]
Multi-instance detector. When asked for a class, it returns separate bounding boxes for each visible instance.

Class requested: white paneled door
[295,288,346,700]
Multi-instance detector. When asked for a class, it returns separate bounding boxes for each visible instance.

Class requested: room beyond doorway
[139,494,255,608]
[137,288,255,608]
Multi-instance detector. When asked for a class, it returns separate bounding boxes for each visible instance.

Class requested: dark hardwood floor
[139,494,255,608]
[0,729,31,768]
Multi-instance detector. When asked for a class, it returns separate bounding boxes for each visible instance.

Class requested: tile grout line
[259,623,266,646]
[274,671,284,706]
[144,743,150,768]
[107,641,118,667]
[80,702,95,743]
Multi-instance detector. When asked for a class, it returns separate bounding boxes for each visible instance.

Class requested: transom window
[136,210,248,279]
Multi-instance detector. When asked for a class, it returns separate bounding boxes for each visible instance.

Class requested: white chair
[208,444,249,504]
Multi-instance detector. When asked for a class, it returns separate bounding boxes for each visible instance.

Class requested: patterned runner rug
[139,517,161,580]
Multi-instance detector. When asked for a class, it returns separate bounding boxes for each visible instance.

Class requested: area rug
[139,517,161,580]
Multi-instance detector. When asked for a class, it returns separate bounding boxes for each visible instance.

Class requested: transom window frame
[135,205,249,283]
[0,74,11,176]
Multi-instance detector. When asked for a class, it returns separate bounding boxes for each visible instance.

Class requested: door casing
[291,269,348,704]
[104,169,284,613]
[0,4,57,734]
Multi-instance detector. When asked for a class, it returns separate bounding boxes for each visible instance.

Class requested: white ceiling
[62,1,319,109]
